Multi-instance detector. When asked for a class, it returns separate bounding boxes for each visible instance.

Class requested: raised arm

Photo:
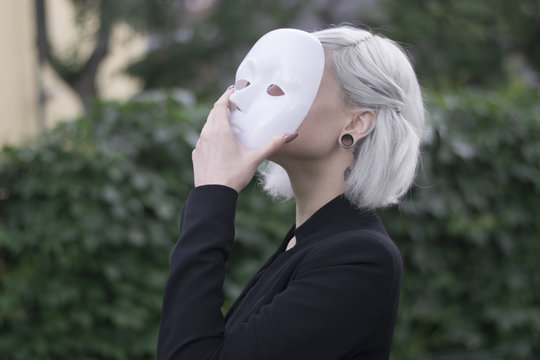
[157,185,237,359]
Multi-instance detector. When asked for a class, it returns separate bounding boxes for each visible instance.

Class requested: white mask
[228,28,325,148]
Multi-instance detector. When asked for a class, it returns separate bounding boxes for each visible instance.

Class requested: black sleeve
[157,185,400,360]
[157,185,238,359]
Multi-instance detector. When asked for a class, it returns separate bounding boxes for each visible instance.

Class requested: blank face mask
[228,28,325,148]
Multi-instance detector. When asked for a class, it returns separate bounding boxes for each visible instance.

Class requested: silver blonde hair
[259,26,425,209]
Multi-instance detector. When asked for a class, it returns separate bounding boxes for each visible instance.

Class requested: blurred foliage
[1,84,539,358]
[0,97,191,359]
[37,0,187,110]
[384,84,540,359]
[0,95,292,359]
[381,0,540,89]
[125,0,302,98]
[50,0,540,103]
[69,0,184,33]
[125,0,540,97]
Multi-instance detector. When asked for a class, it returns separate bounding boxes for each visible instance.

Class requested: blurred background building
[0,0,145,146]
[0,0,386,147]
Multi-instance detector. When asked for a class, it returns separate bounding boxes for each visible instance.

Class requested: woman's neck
[284,157,349,228]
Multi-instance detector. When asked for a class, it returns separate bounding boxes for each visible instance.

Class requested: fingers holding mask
[193,85,295,192]
[209,86,235,124]
[193,86,245,191]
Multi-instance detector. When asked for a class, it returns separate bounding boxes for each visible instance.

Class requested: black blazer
[157,185,402,360]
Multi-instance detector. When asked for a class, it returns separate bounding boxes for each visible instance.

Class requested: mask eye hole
[235,79,251,90]
[267,84,285,96]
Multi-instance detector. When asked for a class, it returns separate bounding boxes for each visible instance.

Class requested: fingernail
[283,133,299,143]
[227,85,235,90]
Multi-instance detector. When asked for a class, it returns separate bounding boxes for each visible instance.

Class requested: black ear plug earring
[339,134,355,148]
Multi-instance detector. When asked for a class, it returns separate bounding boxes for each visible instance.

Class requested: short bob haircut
[259,26,425,209]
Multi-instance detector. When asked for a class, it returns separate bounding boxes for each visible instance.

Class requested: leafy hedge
[1,86,539,359]
[0,98,191,359]
[385,86,540,359]
[0,96,292,359]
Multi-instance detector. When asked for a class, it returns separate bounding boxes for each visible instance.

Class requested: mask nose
[229,83,259,114]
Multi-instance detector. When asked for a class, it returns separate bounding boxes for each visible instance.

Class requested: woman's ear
[343,110,376,141]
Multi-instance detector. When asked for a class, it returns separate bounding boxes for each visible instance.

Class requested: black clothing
[157,185,402,360]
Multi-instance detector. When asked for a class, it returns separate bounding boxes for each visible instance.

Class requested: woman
[157,25,424,360]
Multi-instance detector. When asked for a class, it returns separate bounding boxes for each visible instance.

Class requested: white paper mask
[228,28,325,148]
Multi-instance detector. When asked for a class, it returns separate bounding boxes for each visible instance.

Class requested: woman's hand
[192,86,298,193]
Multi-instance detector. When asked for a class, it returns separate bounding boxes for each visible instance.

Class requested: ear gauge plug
[339,134,355,148]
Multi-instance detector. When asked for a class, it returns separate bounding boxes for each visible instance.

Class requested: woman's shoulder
[297,225,403,279]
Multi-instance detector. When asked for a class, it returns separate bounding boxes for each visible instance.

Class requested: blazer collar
[292,194,376,243]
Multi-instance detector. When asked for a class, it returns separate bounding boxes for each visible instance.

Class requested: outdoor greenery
[384,85,540,359]
[382,0,540,89]
[2,0,540,359]
[1,85,539,359]
[0,95,294,359]
[125,0,302,98]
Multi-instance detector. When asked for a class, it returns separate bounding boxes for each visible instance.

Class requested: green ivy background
[1,84,539,359]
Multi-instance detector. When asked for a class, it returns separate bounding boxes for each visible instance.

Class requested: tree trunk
[72,19,111,112]
[34,0,111,113]
[34,0,48,131]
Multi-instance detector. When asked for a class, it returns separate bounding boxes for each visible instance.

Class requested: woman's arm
[158,87,295,359]
[157,185,238,359]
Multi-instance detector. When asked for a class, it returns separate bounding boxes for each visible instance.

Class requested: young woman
[157,25,424,360]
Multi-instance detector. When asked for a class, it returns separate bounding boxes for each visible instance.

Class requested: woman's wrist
[193,183,239,195]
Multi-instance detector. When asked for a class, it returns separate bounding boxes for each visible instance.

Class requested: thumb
[253,133,298,163]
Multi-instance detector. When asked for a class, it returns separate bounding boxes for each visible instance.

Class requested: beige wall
[0,0,147,147]
[0,1,37,146]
